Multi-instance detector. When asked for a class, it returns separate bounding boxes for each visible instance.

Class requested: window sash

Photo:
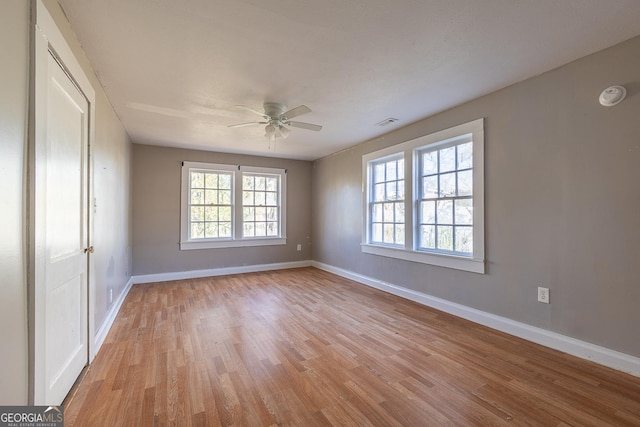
[416,138,474,256]
[368,156,405,246]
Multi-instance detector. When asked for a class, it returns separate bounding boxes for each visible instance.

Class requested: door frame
[29,0,97,404]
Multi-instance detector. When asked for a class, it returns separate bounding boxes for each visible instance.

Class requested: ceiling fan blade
[234,105,267,118]
[275,125,290,140]
[227,121,266,128]
[281,105,311,120]
[286,121,322,131]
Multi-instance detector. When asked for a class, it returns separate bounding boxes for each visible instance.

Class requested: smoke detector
[599,86,626,107]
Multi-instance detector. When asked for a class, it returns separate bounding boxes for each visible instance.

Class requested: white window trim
[180,161,287,250]
[362,118,485,274]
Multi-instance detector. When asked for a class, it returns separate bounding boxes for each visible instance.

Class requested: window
[370,156,405,245]
[362,119,485,273]
[417,137,473,254]
[180,162,286,250]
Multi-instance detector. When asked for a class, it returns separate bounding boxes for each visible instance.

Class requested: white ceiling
[58,0,640,161]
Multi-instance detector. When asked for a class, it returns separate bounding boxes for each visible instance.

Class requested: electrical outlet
[109,288,113,304]
[297,244,302,251]
[538,287,550,304]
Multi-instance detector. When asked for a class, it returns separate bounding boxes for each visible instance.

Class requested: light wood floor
[64,267,640,426]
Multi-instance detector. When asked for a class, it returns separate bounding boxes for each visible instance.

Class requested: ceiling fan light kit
[229,102,322,147]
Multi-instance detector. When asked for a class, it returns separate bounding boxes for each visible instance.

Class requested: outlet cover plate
[538,287,550,304]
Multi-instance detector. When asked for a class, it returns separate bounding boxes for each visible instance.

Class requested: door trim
[29,0,96,404]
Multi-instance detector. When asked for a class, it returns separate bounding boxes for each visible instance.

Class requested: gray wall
[0,1,132,404]
[312,35,640,358]
[0,0,30,405]
[132,144,312,275]
[41,0,133,352]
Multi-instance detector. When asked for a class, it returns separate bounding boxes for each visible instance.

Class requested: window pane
[395,224,405,245]
[191,222,204,239]
[457,142,472,169]
[457,170,472,196]
[440,147,456,172]
[374,163,385,183]
[254,192,266,206]
[243,175,254,190]
[204,190,217,205]
[266,177,278,191]
[394,202,404,223]
[267,207,277,221]
[205,222,218,238]
[244,222,255,237]
[255,222,266,236]
[421,225,435,248]
[423,151,438,175]
[397,180,405,199]
[256,177,266,190]
[372,204,382,222]
[397,158,404,179]
[191,189,204,205]
[191,172,204,188]
[267,222,278,236]
[374,183,385,202]
[372,223,383,242]
[386,161,397,181]
[437,200,453,224]
[437,225,453,250]
[204,206,217,221]
[219,207,231,221]
[220,190,231,205]
[454,199,473,225]
[421,200,435,224]
[243,207,254,221]
[386,182,397,200]
[383,203,394,222]
[423,176,438,198]
[383,224,395,243]
[455,226,473,253]
[243,191,254,205]
[266,192,277,205]
[219,174,231,189]
[191,206,204,221]
[219,222,232,237]
[440,173,456,197]
[205,173,218,188]
[255,207,266,221]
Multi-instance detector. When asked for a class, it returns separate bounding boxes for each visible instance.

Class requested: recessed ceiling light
[376,118,399,126]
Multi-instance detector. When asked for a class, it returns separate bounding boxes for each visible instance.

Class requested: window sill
[361,243,485,274]
[181,237,286,250]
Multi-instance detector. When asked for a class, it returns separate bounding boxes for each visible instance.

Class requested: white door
[35,51,90,405]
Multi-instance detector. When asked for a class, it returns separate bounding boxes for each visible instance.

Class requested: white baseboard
[92,276,134,360]
[312,261,640,378]
[131,260,312,285]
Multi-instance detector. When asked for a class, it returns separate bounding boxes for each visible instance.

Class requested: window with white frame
[180,162,286,250]
[370,156,405,245]
[362,119,485,273]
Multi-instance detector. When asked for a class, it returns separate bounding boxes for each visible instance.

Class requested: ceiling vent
[376,118,399,126]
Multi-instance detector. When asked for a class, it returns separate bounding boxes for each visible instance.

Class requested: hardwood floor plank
[63,268,640,426]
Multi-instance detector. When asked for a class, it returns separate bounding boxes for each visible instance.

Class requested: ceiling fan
[228,102,322,146]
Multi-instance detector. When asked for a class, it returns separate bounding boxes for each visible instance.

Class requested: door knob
[84,246,94,254]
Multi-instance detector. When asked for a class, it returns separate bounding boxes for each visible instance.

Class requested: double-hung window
[180,162,286,250]
[362,119,485,273]
[370,156,405,246]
